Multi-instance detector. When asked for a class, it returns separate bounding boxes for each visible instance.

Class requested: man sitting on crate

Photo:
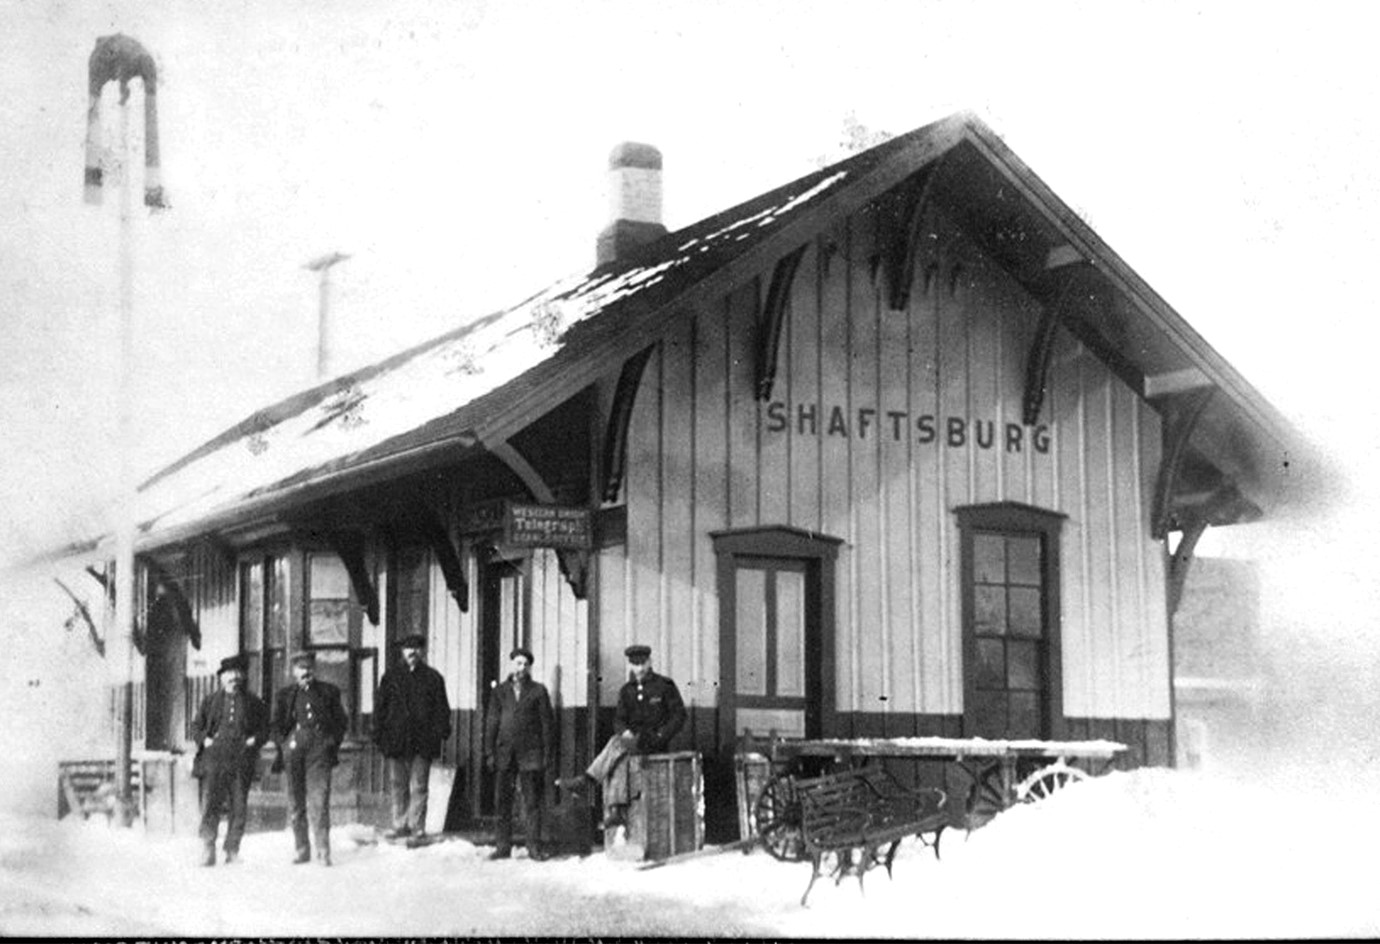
[562,644,686,830]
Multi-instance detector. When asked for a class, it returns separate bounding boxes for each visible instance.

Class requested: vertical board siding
[662,317,699,700]
[429,550,477,710]
[848,206,885,716]
[609,198,1172,735]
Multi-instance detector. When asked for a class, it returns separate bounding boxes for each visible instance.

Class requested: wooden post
[111,86,138,827]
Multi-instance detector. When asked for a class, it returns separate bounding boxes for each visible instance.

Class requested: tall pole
[305,251,350,380]
[111,90,138,827]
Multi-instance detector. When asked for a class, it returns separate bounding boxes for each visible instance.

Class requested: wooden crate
[606,751,703,861]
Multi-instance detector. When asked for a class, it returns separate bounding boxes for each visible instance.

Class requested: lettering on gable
[764,401,1051,454]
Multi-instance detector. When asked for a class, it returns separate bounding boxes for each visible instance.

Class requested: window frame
[955,502,1067,741]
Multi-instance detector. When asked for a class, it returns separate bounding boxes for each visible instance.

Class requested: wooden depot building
[56,112,1321,839]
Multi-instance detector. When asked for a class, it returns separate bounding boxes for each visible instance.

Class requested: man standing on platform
[190,654,269,866]
[373,633,452,846]
[273,651,349,866]
[564,644,686,830]
[483,647,555,861]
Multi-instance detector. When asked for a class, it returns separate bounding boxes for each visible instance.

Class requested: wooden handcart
[740,735,1126,863]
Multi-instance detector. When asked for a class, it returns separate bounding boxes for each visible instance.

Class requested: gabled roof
[69,112,1327,557]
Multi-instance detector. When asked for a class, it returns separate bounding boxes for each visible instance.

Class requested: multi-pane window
[971,532,1044,738]
[957,503,1065,741]
[238,547,386,738]
[239,554,288,699]
[305,550,381,736]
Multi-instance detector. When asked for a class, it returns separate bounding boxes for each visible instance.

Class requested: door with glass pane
[730,556,819,740]
[957,503,1065,741]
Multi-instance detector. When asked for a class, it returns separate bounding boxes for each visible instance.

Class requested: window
[238,547,384,738]
[305,550,381,737]
[957,503,1065,740]
[734,558,807,699]
[239,554,289,699]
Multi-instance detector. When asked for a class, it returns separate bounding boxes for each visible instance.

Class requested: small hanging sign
[460,500,592,550]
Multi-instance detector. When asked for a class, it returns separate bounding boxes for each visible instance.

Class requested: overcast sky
[2,0,1377,561]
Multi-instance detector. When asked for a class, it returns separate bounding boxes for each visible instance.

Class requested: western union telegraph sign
[462,500,593,550]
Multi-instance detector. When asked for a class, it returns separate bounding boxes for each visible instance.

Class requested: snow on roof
[134,165,854,543]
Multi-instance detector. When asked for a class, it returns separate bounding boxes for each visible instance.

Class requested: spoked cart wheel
[1014,759,1089,803]
[754,775,808,861]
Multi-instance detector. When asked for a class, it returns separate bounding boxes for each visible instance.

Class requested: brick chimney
[596,142,667,265]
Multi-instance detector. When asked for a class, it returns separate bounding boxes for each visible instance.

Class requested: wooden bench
[795,766,948,906]
[58,760,146,821]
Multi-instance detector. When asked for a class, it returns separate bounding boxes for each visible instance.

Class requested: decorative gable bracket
[755,246,808,402]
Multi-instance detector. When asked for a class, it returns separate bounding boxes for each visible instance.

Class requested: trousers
[494,766,544,853]
[198,752,252,852]
[586,734,635,807]
[387,755,432,834]
[284,727,334,858]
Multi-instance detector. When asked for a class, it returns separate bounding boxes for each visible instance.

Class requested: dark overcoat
[615,671,687,753]
[272,679,349,765]
[190,688,271,777]
[373,661,452,760]
[483,676,554,772]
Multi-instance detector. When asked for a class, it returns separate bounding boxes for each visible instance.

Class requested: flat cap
[624,644,651,663]
[218,654,248,675]
[398,633,427,649]
[509,646,534,664]
[289,651,316,667]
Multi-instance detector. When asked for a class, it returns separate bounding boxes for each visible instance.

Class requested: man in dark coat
[565,644,686,829]
[273,651,349,866]
[190,653,270,866]
[373,633,451,845]
[483,647,555,861]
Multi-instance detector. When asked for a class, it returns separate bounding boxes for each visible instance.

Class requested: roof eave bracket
[412,508,470,614]
[882,165,938,312]
[1151,387,1218,540]
[756,246,808,401]
[601,345,656,503]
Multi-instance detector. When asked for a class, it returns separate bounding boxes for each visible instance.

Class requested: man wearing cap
[272,651,349,866]
[566,644,686,830]
[373,633,451,846]
[190,654,270,866]
[483,647,555,861]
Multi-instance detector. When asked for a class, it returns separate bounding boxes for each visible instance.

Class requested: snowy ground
[2,766,1378,939]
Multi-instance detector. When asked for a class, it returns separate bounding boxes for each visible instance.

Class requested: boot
[199,843,215,867]
[223,849,239,865]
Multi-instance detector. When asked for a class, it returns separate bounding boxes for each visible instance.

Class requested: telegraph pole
[305,251,351,380]
[85,33,166,826]
[110,70,138,829]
